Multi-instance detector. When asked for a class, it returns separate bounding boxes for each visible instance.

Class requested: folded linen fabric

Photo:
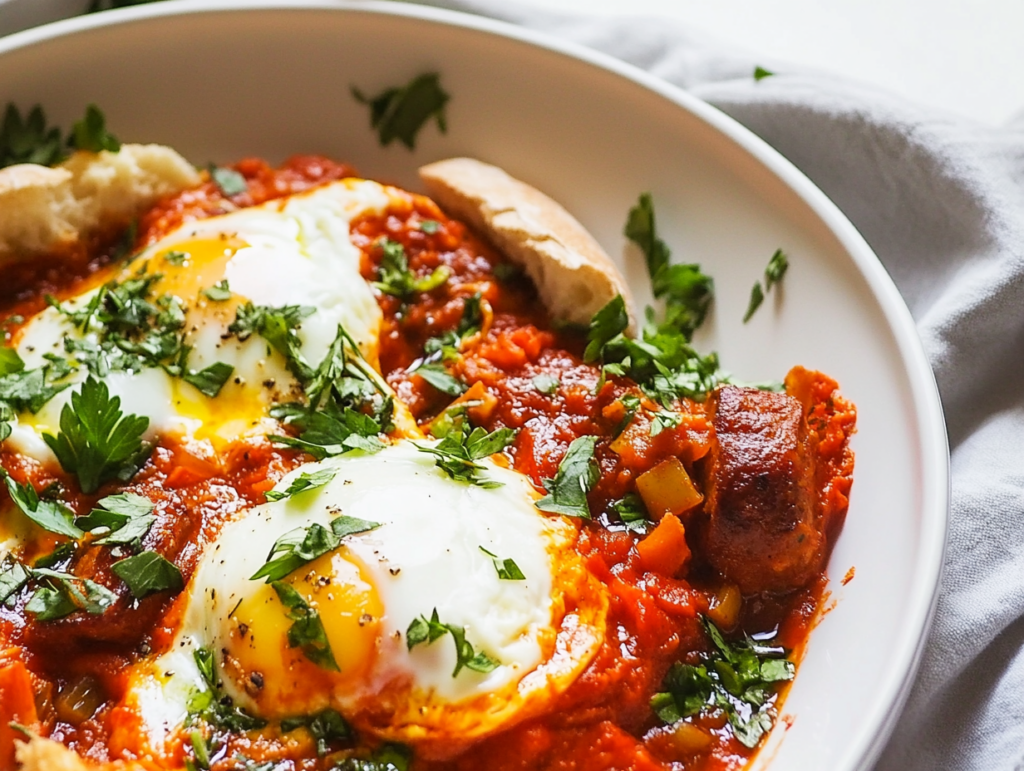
[417,2,1024,770]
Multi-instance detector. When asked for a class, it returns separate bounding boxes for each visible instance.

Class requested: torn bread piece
[0,144,200,261]
[419,157,636,331]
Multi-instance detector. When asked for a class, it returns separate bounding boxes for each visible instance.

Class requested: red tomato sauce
[0,157,848,771]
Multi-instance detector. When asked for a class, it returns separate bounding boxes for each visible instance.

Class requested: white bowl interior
[0,3,947,769]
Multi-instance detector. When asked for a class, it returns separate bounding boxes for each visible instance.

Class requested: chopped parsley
[265,467,338,502]
[650,617,795,749]
[1,104,66,167]
[754,66,775,82]
[420,219,440,234]
[271,580,339,671]
[76,492,156,547]
[650,408,682,436]
[0,352,72,414]
[43,376,151,494]
[531,373,560,396]
[610,493,650,534]
[26,567,117,621]
[209,164,248,197]
[201,279,231,302]
[334,744,412,771]
[270,326,393,459]
[535,436,599,519]
[0,468,82,538]
[187,646,266,732]
[352,72,450,150]
[406,608,499,677]
[743,249,790,323]
[413,362,466,396]
[68,104,121,154]
[280,709,352,757]
[414,425,516,488]
[229,302,314,383]
[479,547,525,581]
[182,362,234,398]
[372,238,450,300]
[251,516,381,583]
[1,102,122,169]
[111,550,183,599]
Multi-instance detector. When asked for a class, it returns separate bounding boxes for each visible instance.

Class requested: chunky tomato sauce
[0,157,852,771]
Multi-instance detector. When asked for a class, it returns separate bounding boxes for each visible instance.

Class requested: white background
[1,0,1022,124]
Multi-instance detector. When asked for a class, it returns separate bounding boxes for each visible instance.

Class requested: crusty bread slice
[419,158,636,331]
[0,144,200,260]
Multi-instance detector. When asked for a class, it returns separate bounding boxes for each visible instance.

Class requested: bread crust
[0,144,200,261]
[419,158,636,331]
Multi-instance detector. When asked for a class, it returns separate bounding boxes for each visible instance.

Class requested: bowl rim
[0,2,950,769]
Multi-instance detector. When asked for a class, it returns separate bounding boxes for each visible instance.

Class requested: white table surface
[1,0,1022,124]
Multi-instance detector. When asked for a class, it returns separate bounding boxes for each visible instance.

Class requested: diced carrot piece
[636,514,691,576]
[0,660,39,769]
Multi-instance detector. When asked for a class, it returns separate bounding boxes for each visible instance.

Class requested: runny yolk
[222,547,384,718]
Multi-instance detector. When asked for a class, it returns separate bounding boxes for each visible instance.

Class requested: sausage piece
[700,385,824,595]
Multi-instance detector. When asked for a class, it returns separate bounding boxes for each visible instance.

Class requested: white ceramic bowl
[0,3,948,769]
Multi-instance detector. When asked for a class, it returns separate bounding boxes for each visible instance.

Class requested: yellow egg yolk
[221,548,384,718]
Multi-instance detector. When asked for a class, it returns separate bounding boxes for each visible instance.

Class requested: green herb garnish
[743,249,789,323]
[280,709,352,757]
[650,617,795,749]
[334,744,412,771]
[43,376,151,494]
[414,425,515,488]
[187,647,267,732]
[754,66,774,81]
[271,580,339,671]
[182,362,234,398]
[535,435,599,519]
[479,547,525,580]
[201,280,231,302]
[111,550,183,599]
[1,104,66,167]
[26,567,117,621]
[265,467,338,502]
[68,103,121,154]
[352,72,450,150]
[76,492,156,547]
[209,165,248,196]
[406,608,499,677]
[372,238,449,300]
[0,468,82,538]
[251,516,381,583]
[532,373,560,396]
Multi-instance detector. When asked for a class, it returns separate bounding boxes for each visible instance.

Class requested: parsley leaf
[68,104,121,154]
[0,469,82,538]
[650,408,682,436]
[43,376,151,494]
[584,295,629,363]
[372,238,449,300]
[532,373,560,396]
[352,73,450,150]
[76,492,155,547]
[413,362,466,396]
[625,193,713,341]
[414,426,516,488]
[0,348,24,377]
[479,547,525,580]
[535,436,599,519]
[1,103,66,167]
[182,362,234,398]
[406,608,500,677]
[0,355,72,414]
[650,616,795,749]
[271,580,339,671]
[111,551,183,599]
[280,709,352,757]
[229,302,314,383]
[201,280,231,302]
[27,568,117,620]
[265,467,338,502]
[611,493,650,534]
[0,560,32,606]
[420,219,440,234]
[754,66,775,82]
[334,744,412,771]
[251,516,380,583]
[209,165,248,196]
[743,249,789,323]
[187,646,267,732]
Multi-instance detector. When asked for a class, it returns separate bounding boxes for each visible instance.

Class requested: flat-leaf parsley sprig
[414,424,516,488]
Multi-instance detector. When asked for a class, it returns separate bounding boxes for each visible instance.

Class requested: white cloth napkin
[416,2,1024,769]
